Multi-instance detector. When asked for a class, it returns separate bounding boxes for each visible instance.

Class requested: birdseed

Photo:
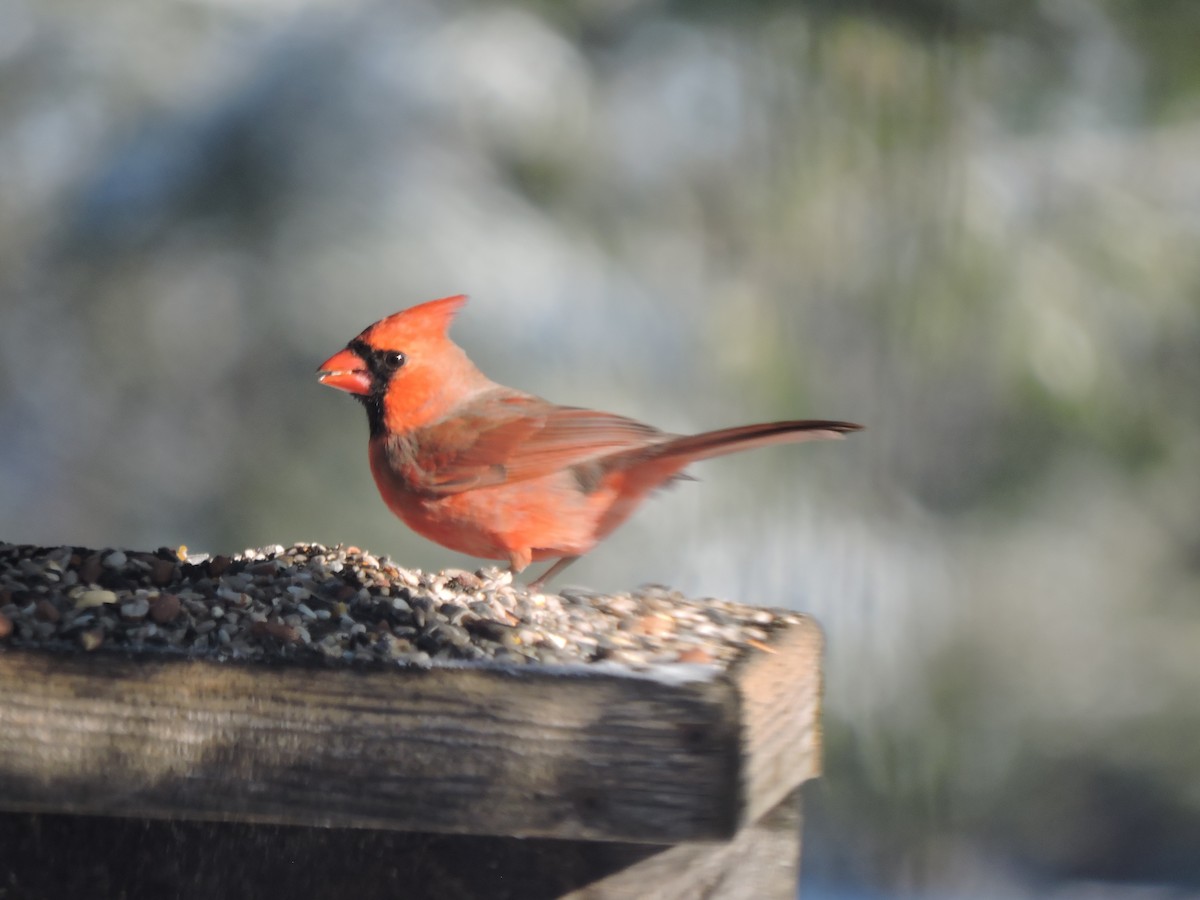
[0,542,805,670]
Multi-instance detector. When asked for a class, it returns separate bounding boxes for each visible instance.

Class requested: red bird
[318,296,861,586]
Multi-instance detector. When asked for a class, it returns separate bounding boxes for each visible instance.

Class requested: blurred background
[2,0,1198,895]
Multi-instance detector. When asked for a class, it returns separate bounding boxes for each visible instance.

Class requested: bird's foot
[524,556,580,592]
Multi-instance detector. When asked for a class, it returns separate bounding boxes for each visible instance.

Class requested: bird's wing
[401,391,669,494]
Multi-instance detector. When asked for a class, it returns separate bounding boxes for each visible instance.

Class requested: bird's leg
[527,556,580,591]
[505,547,532,579]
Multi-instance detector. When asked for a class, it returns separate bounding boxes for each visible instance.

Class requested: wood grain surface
[0,618,821,844]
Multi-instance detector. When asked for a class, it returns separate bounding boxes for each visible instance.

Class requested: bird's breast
[367,437,615,562]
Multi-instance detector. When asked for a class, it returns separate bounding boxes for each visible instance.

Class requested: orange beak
[317,348,373,396]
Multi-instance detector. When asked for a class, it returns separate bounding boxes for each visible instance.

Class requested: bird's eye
[387,351,406,368]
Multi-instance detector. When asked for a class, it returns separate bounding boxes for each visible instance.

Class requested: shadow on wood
[0,790,802,900]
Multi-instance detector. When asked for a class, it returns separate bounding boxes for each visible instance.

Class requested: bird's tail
[603,419,862,488]
[588,419,862,544]
[648,420,863,466]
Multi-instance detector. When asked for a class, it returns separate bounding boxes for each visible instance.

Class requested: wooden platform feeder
[0,543,823,899]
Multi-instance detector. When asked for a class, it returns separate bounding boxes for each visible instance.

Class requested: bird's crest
[363,295,467,348]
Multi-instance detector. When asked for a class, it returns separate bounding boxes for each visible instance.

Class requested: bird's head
[318,295,491,435]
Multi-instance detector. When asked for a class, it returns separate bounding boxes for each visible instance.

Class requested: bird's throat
[360,391,388,440]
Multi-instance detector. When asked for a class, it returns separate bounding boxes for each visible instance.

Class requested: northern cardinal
[318,296,861,586]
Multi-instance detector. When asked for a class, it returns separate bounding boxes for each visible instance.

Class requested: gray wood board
[0,618,821,843]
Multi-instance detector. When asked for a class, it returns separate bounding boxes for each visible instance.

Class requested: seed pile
[0,542,799,670]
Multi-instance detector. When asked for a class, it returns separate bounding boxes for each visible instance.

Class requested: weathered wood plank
[0,618,821,844]
[563,788,804,900]
[733,618,823,827]
[0,788,804,899]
